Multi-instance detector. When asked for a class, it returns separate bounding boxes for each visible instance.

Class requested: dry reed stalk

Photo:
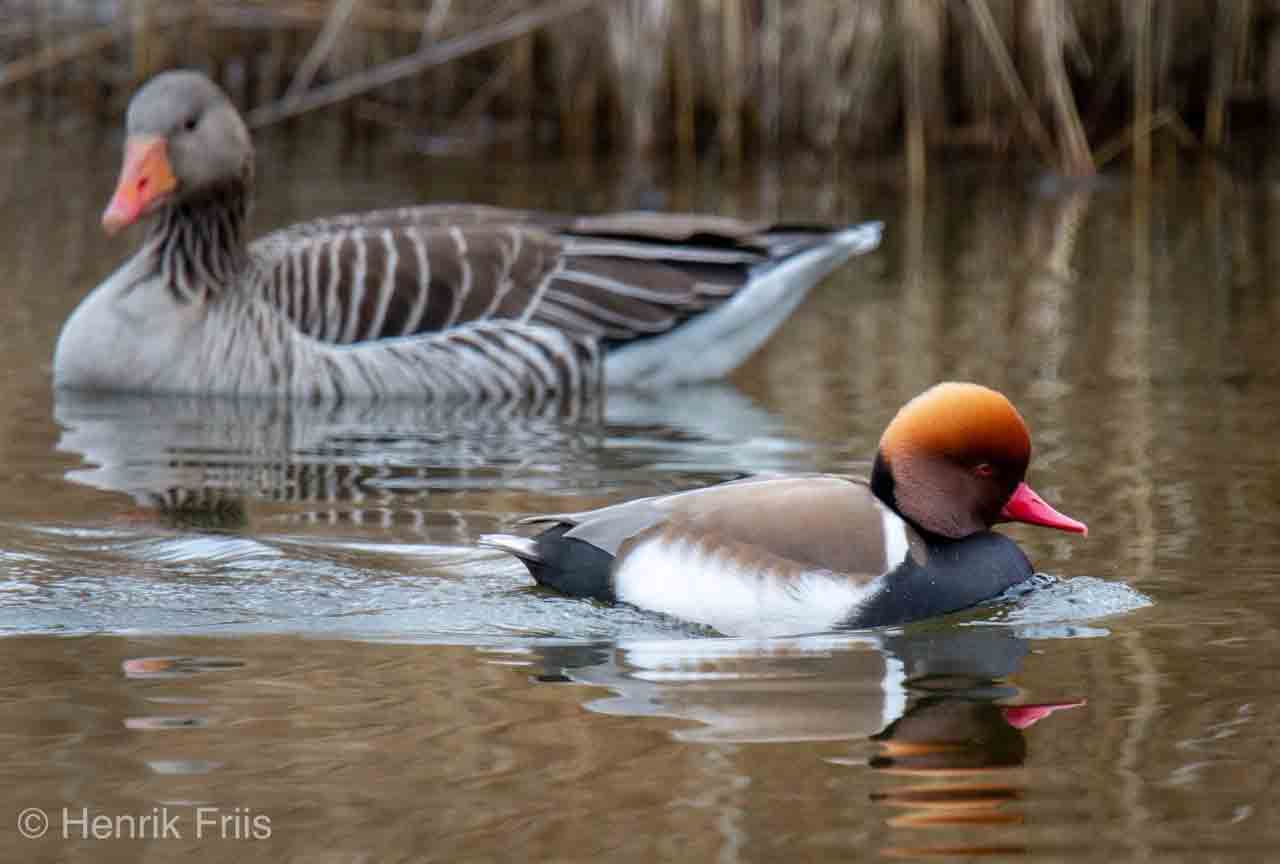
[759,0,782,154]
[444,52,514,136]
[901,0,926,188]
[284,0,358,101]
[606,0,672,157]
[1090,107,1201,169]
[685,0,718,153]
[388,0,420,109]
[247,0,602,128]
[1028,0,1092,175]
[129,0,162,85]
[1151,0,1173,120]
[1233,0,1253,83]
[189,0,213,79]
[775,4,804,147]
[421,0,456,125]
[32,0,53,114]
[833,2,891,153]
[1128,0,1153,387]
[0,4,197,107]
[547,10,598,156]
[1265,24,1280,119]
[1206,0,1249,151]
[805,1,866,154]
[508,31,533,156]
[419,0,453,51]
[1041,188,1090,282]
[917,0,945,145]
[718,0,744,172]
[957,0,1011,147]
[209,1,434,34]
[394,0,422,112]
[260,14,298,105]
[964,0,1057,167]
[4,0,1271,165]
[0,20,128,89]
[669,2,696,162]
[363,2,397,107]
[900,0,943,187]
[787,2,816,148]
[1131,0,1153,180]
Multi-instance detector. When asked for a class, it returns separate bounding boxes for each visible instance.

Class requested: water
[0,117,1277,861]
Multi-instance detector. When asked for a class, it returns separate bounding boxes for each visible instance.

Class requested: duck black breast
[845,531,1033,628]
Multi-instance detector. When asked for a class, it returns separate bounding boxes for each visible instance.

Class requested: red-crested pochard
[482,382,1087,634]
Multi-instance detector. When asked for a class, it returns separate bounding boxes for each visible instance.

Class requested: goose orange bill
[102,135,177,234]
[998,481,1088,536]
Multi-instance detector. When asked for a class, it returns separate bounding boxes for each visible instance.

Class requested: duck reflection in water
[526,625,1083,858]
[864,691,1080,857]
[854,632,1083,859]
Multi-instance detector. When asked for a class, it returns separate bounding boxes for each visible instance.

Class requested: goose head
[102,70,252,234]
[870,382,1087,540]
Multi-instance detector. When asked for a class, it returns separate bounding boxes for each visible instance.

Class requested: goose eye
[182,115,199,132]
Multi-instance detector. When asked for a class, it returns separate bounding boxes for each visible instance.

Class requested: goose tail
[605,220,883,387]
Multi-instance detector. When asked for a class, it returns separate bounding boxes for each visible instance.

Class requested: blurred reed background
[1,0,1277,181]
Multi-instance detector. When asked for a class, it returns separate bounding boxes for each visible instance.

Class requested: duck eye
[974,463,994,478]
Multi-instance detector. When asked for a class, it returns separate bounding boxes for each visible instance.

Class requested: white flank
[614,534,879,638]
[881,506,911,570]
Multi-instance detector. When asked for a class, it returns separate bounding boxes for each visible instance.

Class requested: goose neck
[149,181,250,302]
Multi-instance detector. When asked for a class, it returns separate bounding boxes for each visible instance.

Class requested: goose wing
[248,206,835,347]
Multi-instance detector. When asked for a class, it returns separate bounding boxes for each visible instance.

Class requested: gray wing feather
[519,496,670,558]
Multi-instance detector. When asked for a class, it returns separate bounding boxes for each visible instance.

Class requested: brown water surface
[0,119,1277,862]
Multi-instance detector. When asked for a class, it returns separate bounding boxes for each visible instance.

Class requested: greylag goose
[53,70,882,401]
[482,383,1088,634]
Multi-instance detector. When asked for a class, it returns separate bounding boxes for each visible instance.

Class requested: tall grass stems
[1,1,1274,175]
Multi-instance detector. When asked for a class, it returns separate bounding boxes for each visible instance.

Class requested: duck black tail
[480,524,616,601]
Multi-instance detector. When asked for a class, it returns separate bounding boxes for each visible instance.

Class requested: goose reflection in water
[525,626,1083,859]
[53,388,590,536]
[52,383,800,538]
